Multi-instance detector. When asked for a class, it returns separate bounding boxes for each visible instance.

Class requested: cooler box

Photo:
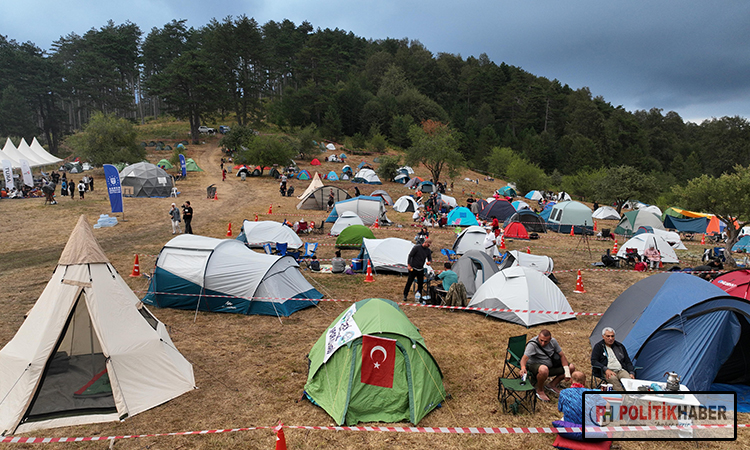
[351,258,363,272]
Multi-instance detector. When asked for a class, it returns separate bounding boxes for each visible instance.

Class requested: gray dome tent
[120,162,174,197]
[453,250,499,297]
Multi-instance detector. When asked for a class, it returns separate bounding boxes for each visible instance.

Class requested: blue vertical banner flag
[179,154,187,178]
[103,164,124,213]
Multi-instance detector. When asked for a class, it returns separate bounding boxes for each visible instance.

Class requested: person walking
[182,201,193,234]
[88,175,94,191]
[68,180,75,198]
[222,168,227,182]
[77,179,86,199]
[403,238,432,302]
[169,203,182,234]
[60,179,67,197]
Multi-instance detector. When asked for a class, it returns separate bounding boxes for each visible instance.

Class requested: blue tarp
[663,215,709,233]
[733,235,750,252]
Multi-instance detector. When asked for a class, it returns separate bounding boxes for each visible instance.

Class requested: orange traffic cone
[268,204,273,214]
[373,220,380,229]
[214,192,218,200]
[574,269,586,293]
[364,259,374,282]
[254,214,258,221]
[659,260,663,269]
[129,254,140,277]
[594,221,598,232]
[526,246,531,254]
[499,234,506,250]
[275,422,287,450]
[613,239,618,254]
[226,223,232,236]
[570,225,575,236]
[701,233,706,245]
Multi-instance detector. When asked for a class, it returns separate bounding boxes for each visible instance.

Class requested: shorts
[527,362,565,378]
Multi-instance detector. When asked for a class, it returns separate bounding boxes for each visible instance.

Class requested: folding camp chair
[440,248,458,262]
[275,242,288,257]
[263,243,273,255]
[302,242,318,259]
[498,377,536,414]
[502,334,528,379]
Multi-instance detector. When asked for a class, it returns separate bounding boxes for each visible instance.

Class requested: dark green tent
[335,225,375,249]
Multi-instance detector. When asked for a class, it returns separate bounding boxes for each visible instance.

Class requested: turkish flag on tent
[361,335,397,388]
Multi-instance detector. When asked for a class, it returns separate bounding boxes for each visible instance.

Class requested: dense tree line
[1,17,749,184]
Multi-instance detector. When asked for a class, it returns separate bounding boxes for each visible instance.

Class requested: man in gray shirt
[519,329,575,402]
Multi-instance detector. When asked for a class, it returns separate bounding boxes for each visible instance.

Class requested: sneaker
[402,297,408,302]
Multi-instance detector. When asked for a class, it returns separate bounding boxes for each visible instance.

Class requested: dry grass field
[0,130,746,449]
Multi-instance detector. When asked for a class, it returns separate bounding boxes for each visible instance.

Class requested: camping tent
[296,185,351,210]
[614,210,665,236]
[325,143,336,151]
[0,216,195,435]
[417,180,435,193]
[143,235,320,316]
[453,225,495,256]
[545,201,593,234]
[538,202,556,221]
[370,189,393,206]
[497,186,516,197]
[326,170,339,181]
[359,238,414,274]
[616,233,679,263]
[297,172,325,199]
[637,204,662,217]
[467,267,575,326]
[119,162,174,197]
[663,215,708,234]
[524,190,543,201]
[446,206,479,226]
[404,177,423,189]
[504,210,546,233]
[589,272,750,390]
[398,166,415,174]
[236,220,303,249]
[156,159,173,170]
[352,168,382,184]
[503,222,529,239]
[394,173,409,184]
[297,170,311,180]
[311,158,321,165]
[326,196,390,226]
[634,226,687,250]
[439,194,458,208]
[330,211,365,236]
[733,236,750,253]
[477,199,516,222]
[28,137,62,166]
[505,250,554,275]
[592,206,620,220]
[341,165,353,176]
[511,200,531,211]
[335,225,375,249]
[471,199,488,215]
[453,250,499,298]
[304,298,446,425]
[393,196,420,213]
[712,269,750,299]
[185,158,203,172]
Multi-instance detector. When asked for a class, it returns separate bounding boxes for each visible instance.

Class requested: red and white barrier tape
[2,423,743,443]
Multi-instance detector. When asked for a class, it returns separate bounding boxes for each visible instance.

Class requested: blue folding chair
[263,243,273,255]
[275,242,288,256]
[440,248,458,262]
[302,242,318,259]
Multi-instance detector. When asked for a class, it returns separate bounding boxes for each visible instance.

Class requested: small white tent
[237,220,303,249]
[352,168,382,184]
[439,194,458,208]
[0,216,195,435]
[393,196,420,213]
[617,233,680,263]
[359,238,414,274]
[326,196,390,226]
[330,211,365,236]
[592,206,621,220]
[453,226,495,256]
[634,228,687,250]
[467,266,575,326]
[505,250,554,275]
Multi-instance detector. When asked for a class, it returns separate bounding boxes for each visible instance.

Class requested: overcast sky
[3,1,749,123]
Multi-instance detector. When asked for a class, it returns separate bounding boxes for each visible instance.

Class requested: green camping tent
[305,298,446,425]
[335,225,375,249]
[185,158,203,172]
[614,210,665,236]
[156,159,174,170]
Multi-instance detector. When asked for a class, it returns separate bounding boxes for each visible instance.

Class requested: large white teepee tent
[0,216,195,435]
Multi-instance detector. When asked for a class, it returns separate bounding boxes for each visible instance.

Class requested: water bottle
[415,292,421,303]
[521,373,527,385]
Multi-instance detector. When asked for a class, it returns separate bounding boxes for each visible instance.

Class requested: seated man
[437,262,458,291]
[554,371,607,441]
[591,327,635,391]
[519,329,575,402]
[643,245,661,269]
[331,250,346,273]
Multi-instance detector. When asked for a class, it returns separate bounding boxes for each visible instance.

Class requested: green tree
[484,146,520,179]
[65,111,145,165]
[675,166,750,267]
[292,124,321,159]
[505,158,549,195]
[375,155,401,181]
[236,135,296,170]
[405,120,464,182]
[592,165,658,213]
[560,169,605,201]
[0,85,38,138]
[219,124,258,152]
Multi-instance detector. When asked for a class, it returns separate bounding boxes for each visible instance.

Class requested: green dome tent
[304,298,446,425]
[614,210,665,237]
[185,158,203,172]
[335,225,375,249]
[156,159,174,170]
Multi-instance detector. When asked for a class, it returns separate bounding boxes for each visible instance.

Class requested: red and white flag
[361,335,397,388]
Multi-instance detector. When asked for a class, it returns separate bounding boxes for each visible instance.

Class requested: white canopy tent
[29,138,62,165]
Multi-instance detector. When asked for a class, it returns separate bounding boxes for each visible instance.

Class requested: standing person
[169,203,181,234]
[403,238,432,302]
[590,327,636,391]
[77,179,86,199]
[60,178,68,197]
[484,228,499,257]
[182,201,193,234]
[88,175,94,191]
[519,330,575,402]
[353,186,360,197]
[68,179,75,198]
[222,168,227,182]
[327,190,335,210]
